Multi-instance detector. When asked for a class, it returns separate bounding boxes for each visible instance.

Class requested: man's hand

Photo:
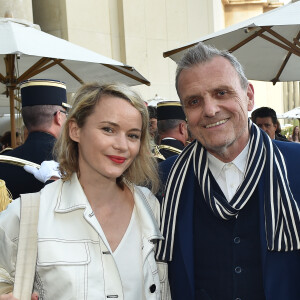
[24,160,61,183]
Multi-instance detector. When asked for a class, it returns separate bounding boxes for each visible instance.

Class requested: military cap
[20,79,70,109]
[157,101,186,121]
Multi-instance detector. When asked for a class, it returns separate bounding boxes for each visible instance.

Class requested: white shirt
[207,142,249,202]
[113,206,144,300]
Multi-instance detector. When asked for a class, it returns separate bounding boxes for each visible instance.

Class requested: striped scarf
[156,121,300,262]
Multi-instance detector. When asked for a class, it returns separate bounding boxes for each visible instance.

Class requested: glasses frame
[54,110,68,117]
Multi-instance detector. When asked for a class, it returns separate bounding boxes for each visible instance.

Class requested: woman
[291,125,300,143]
[0,83,168,299]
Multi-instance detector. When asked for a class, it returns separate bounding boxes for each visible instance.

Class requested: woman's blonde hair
[53,83,160,193]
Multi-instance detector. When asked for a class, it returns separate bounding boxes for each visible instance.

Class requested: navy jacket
[0,131,56,199]
[159,140,300,300]
[158,139,185,161]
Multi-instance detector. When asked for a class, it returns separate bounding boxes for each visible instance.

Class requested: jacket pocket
[36,240,90,300]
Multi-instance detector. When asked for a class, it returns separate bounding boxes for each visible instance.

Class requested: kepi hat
[157,101,186,121]
[20,79,70,109]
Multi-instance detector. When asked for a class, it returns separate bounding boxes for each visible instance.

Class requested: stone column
[0,0,33,144]
[288,82,294,111]
[283,82,288,114]
[294,81,300,108]
[0,0,33,21]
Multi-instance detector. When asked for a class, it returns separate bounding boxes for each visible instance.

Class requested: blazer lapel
[171,171,197,298]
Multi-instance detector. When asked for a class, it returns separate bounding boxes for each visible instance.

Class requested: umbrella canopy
[277,107,300,127]
[279,106,300,119]
[163,1,300,85]
[0,18,150,146]
[0,18,150,90]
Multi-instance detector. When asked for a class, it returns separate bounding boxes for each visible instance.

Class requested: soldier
[154,101,188,162]
[0,79,69,199]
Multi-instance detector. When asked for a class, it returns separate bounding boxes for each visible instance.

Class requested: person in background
[0,79,69,199]
[157,42,300,300]
[0,131,23,154]
[251,106,289,141]
[147,105,159,146]
[154,101,188,162]
[291,125,300,142]
[0,83,169,300]
[275,120,289,141]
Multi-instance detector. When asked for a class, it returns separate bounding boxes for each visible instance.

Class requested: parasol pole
[5,54,17,148]
[9,86,16,148]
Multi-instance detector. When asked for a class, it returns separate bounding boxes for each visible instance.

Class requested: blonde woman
[0,83,169,300]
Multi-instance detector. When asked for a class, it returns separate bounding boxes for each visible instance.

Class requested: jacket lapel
[169,170,196,299]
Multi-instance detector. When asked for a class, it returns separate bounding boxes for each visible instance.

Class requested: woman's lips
[107,155,126,164]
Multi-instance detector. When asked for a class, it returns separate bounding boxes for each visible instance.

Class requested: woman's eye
[128,134,140,140]
[103,127,113,133]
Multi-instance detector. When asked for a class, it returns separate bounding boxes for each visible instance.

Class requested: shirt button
[235,266,242,274]
[149,284,156,293]
[234,237,240,244]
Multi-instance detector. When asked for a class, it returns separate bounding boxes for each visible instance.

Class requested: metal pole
[9,87,16,148]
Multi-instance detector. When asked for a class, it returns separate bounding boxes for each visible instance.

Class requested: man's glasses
[54,110,68,117]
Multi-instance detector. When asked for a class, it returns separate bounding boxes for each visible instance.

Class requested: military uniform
[0,132,56,199]
[154,138,184,162]
[0,79,69,199]
[154,101,187,162]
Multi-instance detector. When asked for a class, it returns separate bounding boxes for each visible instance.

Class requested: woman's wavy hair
[53,83,160,193]
[292,125,300,141]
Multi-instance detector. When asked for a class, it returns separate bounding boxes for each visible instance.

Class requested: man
[147,105,158,139]
[154,101,188,162]
[156,43,300,300]
[147,105,159,148]
[251,106,289,141]
[0,79,69,199]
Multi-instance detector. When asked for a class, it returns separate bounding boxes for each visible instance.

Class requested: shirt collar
[207,141,250,179]
[161,137,176,141]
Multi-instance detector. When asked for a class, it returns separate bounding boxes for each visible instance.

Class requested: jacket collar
[130,184,163,242]
[55,173,88,212]
[55,173,163,242]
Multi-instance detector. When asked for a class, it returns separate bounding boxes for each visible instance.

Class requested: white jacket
[0,174,170,299]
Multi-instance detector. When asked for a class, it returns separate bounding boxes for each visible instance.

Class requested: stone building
[0,0,297,132]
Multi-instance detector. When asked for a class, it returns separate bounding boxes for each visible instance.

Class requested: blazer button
[149,284,156,293]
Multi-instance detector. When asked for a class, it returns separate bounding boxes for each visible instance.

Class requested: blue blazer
[159,140,300,300]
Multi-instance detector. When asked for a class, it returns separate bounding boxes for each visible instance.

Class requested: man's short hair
[251,107,278,125]
[22,105,62,131]
[157,119,183,134]
[175,42,248,95]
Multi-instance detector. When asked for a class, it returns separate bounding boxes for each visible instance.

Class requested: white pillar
[0,0,33,22]
[294,81,300,108]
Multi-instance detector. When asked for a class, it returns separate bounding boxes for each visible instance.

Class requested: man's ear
[53,111,65,127]
[69,119,80,142]
[179,122,187,135]
[247,83,255,111]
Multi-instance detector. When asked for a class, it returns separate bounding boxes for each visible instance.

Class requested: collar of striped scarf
[156,121,300,262]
